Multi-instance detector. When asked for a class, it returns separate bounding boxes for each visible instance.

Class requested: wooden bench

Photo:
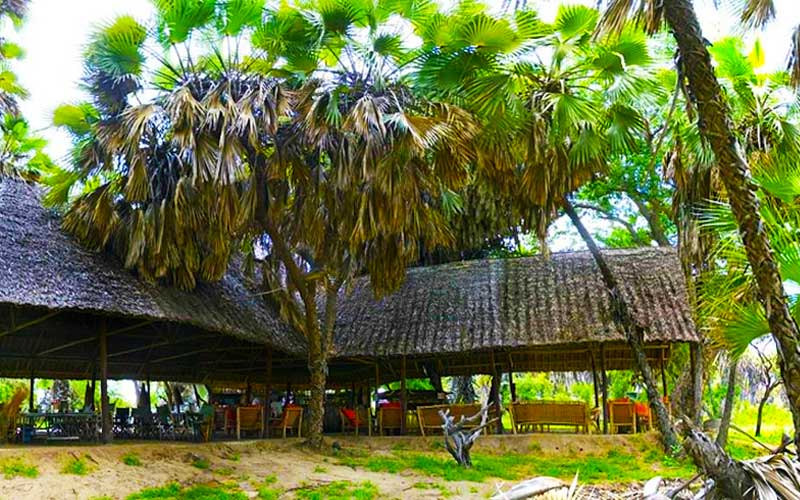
[416,404,483,436]
[509,401,589,434]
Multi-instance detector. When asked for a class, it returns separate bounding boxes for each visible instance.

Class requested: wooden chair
[236,406,264,439]
[377,406,403,435]
[192,404,215,442]
[609,400,637,434]
[340,407,371,436]
[270,406,302,438]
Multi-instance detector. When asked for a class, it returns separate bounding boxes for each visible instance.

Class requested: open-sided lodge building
[0,178,702,437]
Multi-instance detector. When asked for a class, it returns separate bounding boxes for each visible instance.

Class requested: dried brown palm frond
[739,453,800,500]
[740,0,776,29]
[790,25,800,89]
[595,0,664,38]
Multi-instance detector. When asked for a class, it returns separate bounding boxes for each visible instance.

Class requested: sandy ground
[0,434,668,500]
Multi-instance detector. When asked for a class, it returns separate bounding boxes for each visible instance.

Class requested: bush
[61,455,92,475]
[0,457,38,478]
[122,452,142,466]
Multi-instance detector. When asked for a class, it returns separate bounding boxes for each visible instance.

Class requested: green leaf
[553,4,598,41]
[53,103,99,136]
[86,15,147,78]
[0,42,24,59]
[153,0,216,44]
[748,38,765,69]
[221,0,264,36]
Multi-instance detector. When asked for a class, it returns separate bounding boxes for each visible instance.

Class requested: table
[18,412,100,442]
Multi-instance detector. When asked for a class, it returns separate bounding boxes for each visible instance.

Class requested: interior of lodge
[0,178,702,443]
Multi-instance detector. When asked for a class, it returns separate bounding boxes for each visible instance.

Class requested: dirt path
[0,439,493,499]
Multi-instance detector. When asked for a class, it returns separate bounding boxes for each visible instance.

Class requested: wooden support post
[400,356,407,435]
[374,362,380,405]
[490,351,503,434]
[265,347,273,438]
[91,368,97,411]
[28,375,34,412]
[589,350,599,408]
[99,319,111,444]
[146,375,151,412]
[660,354,668,397]
[507,354,517,403]
[690,342,703,425]
[600,344,608,435]
[245,380,252,405]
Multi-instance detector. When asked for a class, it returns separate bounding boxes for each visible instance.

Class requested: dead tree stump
[439,399,496,468]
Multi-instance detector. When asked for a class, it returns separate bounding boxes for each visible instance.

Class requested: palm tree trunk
[562,197,679,452]
[663,0,800,449]
[304,299,326,450]
[716,358,738,449]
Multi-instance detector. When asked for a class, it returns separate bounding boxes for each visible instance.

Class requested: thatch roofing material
[0,179,304,354]
[334,247,697,357]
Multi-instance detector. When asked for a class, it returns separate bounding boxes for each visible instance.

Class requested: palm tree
[251,0,477,446]
[598,0,800,463]
[50,0,476,448]
[414,3,680,449]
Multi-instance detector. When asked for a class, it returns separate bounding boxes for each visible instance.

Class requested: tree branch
[573,202,646,246]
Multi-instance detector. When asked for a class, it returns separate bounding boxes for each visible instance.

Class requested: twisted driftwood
[439,398,497,468]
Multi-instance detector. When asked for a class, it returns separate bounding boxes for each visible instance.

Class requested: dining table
[17,412,100,442]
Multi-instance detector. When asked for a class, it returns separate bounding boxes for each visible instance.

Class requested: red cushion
[342,408,358,426]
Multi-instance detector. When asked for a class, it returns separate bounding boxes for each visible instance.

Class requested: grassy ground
[0,433,699,499]
[726,402,793,460]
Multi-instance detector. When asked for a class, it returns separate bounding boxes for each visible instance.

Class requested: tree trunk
[451,376,477,404]
[305,300,326,450]
[679,419,754,498]
[562,197,679,452]
[716,358,738,449]
[632,198,670,246]
[756,382,780,437]
[664,0,800,449]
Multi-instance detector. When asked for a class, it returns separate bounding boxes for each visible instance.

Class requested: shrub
[122,452,142,466]
[0,457,38,478]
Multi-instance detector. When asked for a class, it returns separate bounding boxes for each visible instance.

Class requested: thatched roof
[0,178,304,354]
[333,247,698,358]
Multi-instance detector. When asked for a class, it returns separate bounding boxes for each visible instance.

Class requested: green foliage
[122,452,142,466]
[338,447,695,484]
[257,475,281,499]
[192,457,211,469]
[0,457,38,478]
[296,480,379,500]
[127,483,247,500]
[61,455,92,476]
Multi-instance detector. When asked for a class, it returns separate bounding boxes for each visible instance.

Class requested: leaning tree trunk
[562,197,679,452]
[716,358,738,449]
[664,0,800,449]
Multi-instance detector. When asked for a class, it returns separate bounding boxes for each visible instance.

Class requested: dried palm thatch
[0,178,304,353]
[738,453,800,500]
[334,247,698,357]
